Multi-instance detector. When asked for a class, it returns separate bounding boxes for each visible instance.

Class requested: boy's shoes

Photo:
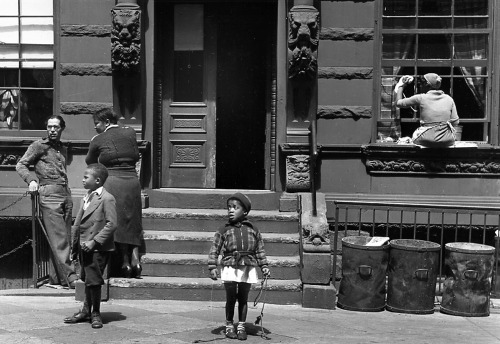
[63,310,90,324]
[91,312,103,329]
[225,327,237,339]
[237,328,247,341]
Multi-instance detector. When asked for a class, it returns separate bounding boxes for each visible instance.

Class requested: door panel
[161,4,216,188]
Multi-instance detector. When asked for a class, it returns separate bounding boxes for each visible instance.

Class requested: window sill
[362,142,500,176]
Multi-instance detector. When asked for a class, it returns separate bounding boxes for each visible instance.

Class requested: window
[0,0,54,131]
[377,0,491,142]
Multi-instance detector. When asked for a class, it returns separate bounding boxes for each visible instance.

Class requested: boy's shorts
[80,251,109,287]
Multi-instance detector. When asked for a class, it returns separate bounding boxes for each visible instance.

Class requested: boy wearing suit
[64,163,117,329]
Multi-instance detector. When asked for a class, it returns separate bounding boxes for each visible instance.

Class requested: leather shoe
[91,312,103,329]
[64,310,90,324]
[121,264,132,278]
[237,328,247,340]
[132,264,142,279]
[68,280,76,289]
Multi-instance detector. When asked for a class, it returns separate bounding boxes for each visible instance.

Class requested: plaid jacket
[208,220,268,271]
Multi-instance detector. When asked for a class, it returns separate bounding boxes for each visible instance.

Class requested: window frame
[373,0,499,145]
[0,0,58,138]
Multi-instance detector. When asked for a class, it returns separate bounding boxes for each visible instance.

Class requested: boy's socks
[90,286,101,314]
[237,322,245,331]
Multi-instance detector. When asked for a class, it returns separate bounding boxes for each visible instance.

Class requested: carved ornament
[111,7,141,72]
[286,155,311,192]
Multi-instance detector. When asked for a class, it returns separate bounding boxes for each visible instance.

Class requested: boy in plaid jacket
[208,193,270,340]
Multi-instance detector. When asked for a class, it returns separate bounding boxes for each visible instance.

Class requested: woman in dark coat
[86,109,143,278]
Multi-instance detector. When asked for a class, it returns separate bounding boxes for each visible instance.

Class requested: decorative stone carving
[288,0,319,121]
[286,155,311,192]
[0,154,21,165]
[111,5,141,72]
[300,193,330,250]
[366,159,500,174]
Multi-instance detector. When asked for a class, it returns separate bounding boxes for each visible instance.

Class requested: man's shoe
[237,328,247,341]
[68,280,76,289]
[91,312,103,329]
[64,310,90,324]
[225,327,237,339]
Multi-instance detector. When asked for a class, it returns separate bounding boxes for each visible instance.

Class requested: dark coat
[71,188,117,252]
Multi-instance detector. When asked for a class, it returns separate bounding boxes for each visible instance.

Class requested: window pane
[21,0,53,16]
[173,4,204,102]
[459,123,484,142]
[383,18,415,29]
[20,89,53,130]
[418,0,451,16]
[0,69,18,87]
[1,0,19,16]
[383,0,415,16]
[419,17,450,29]
[174,5,203,51]
[454,34,487,59]
[452,73,486,119]
[455,18,487,29]
[0,18,19,44]
[21,68,52,88]
[0,45,20,60]
[382,34,416,59]
[21,18,53,44]
[455,0,488,15]
[418,34,451,59]
[174,51,203,102]
[21,45,53,61]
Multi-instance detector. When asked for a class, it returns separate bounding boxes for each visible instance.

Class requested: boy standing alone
[64,163,117,329]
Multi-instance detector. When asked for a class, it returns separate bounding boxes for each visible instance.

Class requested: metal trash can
[337,236,389,311]
[386,239,441,314]
[441,242,495,317]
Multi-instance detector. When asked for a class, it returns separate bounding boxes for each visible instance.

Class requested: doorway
[158,1,276,190]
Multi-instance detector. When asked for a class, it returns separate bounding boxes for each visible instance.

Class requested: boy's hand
[209,269,218,280]
[262,267,271,278]
[82,240,96,253]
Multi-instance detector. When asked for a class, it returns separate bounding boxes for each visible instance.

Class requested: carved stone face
[287,8,319,80]
[111,9,141,71]
[112,10,140,47]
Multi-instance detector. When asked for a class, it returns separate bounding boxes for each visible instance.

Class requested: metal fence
[30,192,51,288]
[329,200,500,297]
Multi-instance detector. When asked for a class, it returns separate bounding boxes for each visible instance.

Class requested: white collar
[86,186,104,198]
[104,124,119,132]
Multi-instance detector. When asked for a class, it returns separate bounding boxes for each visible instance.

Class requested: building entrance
[158,2,276,189]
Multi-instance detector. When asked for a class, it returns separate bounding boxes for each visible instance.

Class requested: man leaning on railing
[15,115,77,289]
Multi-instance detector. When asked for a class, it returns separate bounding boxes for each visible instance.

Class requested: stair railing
[30,191,52,288]
[309,120,318,216]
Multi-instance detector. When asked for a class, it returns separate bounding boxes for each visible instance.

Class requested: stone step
[146,189,282,210]
[108,276,302,305]
[143,230,300,256]
[141,253,301,280]
[142,208,299,234]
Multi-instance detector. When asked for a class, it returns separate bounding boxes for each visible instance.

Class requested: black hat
[227,193,251,213]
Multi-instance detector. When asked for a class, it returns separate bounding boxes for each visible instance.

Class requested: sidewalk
[0,288,499,343]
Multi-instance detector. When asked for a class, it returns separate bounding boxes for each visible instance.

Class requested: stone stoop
[108,207,302,305]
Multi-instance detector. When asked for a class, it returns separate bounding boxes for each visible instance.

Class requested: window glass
[0,0,54,131]
[173,4,204,102]
[378,0,491,142]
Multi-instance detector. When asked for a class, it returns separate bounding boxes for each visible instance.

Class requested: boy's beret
[227,192,251,213]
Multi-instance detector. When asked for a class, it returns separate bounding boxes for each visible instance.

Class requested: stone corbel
[286,154,311,192]
[111,1,141,72]
[288,0,319,123]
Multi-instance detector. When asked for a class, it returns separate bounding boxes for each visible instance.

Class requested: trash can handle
[464,269,478,280]
[358,265,372,278]
[414,269,429,280]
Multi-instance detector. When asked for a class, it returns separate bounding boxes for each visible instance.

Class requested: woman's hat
[227,193,252,213]
[423,73,442,89]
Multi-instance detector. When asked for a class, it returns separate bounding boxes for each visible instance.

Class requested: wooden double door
[158,2,276,189]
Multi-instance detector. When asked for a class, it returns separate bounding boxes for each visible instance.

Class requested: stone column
[111,0,142,131]
[287,0,319,142]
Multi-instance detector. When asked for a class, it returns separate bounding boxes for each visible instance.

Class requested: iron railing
[30,192,51,288]
[330,200,500,297]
